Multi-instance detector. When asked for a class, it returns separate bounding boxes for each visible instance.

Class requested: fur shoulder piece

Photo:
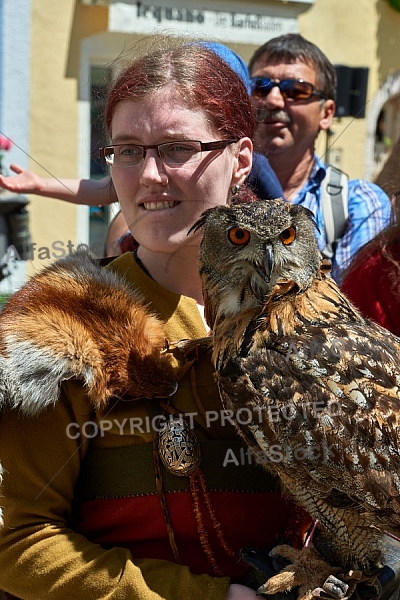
[0,252,177,416]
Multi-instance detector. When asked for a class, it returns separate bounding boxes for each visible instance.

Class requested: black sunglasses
[250,77,326,102]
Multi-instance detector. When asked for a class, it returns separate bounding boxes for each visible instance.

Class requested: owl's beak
[263,242,274,283]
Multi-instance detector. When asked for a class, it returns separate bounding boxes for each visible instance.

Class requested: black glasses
[250,77,326,102]
[99,139,238,168]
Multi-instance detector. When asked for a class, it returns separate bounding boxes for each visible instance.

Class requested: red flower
[0,135,12,152]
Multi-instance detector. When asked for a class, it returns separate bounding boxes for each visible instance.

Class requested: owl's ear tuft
[188,206,228,237]
[188,214,207,236]
[289,203,320,234]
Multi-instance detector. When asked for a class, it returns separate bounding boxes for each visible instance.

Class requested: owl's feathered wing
[215,274,400,534]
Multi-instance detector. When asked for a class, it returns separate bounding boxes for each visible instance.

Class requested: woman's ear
[231,137,253,186]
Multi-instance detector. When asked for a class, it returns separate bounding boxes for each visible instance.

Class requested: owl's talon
[256,570,297,596]
[311,587,334,598]
[322,574,349,598]
[252,545,345,600]
[310,575,349,599]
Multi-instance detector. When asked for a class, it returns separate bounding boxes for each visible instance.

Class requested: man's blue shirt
[292,155,392,283]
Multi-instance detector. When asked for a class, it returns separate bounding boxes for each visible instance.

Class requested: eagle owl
[191,198,400,599]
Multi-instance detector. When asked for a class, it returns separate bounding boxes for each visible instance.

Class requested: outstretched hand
[0,164,44,194]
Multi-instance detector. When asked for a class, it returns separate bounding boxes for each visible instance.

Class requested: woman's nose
[139,150,168,186]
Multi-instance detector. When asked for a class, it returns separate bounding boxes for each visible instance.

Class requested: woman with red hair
[0,39,301,600]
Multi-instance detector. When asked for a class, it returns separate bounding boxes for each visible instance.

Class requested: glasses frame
[99,138,238,167]
[250,77,326,102]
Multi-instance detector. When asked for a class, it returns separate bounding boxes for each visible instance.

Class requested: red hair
[104,42,254,142]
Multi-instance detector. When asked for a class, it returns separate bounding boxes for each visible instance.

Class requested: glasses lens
[102,148,114,165]
[280,80,314,101]
[251,77,273,99]
[160,141,202,165]
[250,78,319,102]
[112,145,143,166]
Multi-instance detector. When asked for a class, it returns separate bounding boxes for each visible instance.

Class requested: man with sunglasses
[248,33,391,284]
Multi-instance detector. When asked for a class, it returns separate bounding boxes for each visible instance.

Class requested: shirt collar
[296,154,326,198]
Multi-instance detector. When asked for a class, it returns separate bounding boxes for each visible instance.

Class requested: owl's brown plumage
[191,198,400,597]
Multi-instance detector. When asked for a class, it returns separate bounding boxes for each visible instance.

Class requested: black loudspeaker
[334,65,369,118]
[335,65,352,117]
[350,67,369,118]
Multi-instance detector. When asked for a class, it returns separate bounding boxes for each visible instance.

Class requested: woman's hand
[227,583,260,599]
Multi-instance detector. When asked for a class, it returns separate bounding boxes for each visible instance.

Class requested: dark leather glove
[361,535,400,600]
[342,535,400,600]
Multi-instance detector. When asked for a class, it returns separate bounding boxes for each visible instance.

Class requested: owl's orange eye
[279,226,296,245]
[228,227,250,246]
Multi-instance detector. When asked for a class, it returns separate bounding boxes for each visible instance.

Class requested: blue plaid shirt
[291,155,392,283]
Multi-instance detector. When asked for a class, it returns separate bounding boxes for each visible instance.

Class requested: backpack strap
[320,165,349,259]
